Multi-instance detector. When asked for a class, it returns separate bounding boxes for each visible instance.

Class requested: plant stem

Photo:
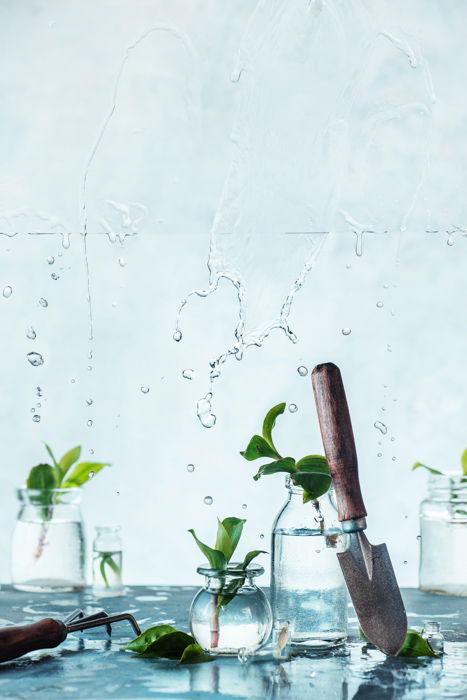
[33,507,53,562]
[210,594,220,648]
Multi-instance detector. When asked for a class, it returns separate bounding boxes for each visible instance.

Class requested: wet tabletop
[0,586,466,699]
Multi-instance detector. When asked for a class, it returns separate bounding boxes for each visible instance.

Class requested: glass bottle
[422,621,444,654]
[189,563,272,655]
[271,478,348,652]
[419,473,467,596]
[92,525,123,597]
[11,488,86,592]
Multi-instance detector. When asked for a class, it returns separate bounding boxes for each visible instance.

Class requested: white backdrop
[1,0,467,586]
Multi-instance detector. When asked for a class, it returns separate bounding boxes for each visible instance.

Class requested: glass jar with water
[92,525,123,597]
[11,488,86,591]
[419,473,467,595]
[271,477,348,651]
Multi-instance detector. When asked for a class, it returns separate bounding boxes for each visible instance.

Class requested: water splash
[182,369,195,380]
[26,352,44,367]
[197,392,216,428]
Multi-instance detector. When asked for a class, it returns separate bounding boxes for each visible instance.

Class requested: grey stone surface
[0,586,465,699]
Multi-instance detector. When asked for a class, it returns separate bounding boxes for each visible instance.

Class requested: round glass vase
[271,478,348,652]
[419,473,467,596]
[11,488,86,592]
[189,563,272,656]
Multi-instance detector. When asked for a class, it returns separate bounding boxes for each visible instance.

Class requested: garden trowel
[311,362,407,656]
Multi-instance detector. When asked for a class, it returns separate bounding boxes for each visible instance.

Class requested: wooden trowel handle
[311,362,367,523]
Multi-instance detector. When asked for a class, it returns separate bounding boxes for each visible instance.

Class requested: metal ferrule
[341,517,367,533]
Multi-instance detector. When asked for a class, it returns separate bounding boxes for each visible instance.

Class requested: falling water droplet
[383,283,389,289]
[210,369,221,381]
[197,393,216,428]
[71,378,76,384]
[377,453,382,457]
[3,286,12,298]
[341,328,351,336]
[297,366,308,377]
[186,464,195,473]
[51,272,60,281]
[26,352,44,367]
[346,263,351,269]
[416,535,421,541]
[447,237,454,246]
[36,386,43,397]
[61,232,70,249]
[36,402,41,408]
[87,365,92,371]
[140,386,150,394]
[89,448,94,455]
[116,491,120,496]
[39,298,48,308]
[390,436,395,442]
[88,471,95,480]
[374,421,387,435]
[26,327,36,340]
[354,231,364,257]
[32,414,41,423]
[87,419,93,427]
[392,456,396,461]
[242,504,247,510]
[403,560,407,565]
[173,330,182,342]
[376,301,384,308]
[86,398,93,406]
[88,349,93,360]
[386,344,392,352]
[203,496,213,505]
[259,534,265,540]
[288,403,298,413]
[47,256,55,265]
[182,369,195,380]
[118,257,126,267]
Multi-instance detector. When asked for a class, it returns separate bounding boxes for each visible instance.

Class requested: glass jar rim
[16,487,83,504]
[17,487,81,494]
[196,562,264,577]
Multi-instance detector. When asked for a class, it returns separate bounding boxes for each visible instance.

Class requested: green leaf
[215,519,234,561]
[178,643,213,665]
[397,628,437,658]
[99,553,121,586]
[216,576,245,610]
[139,631,194,659]
[292,471,332,503]
[240,435,280,461]
[26,463,58,490]
[253,457,296,481]
[216,518,245,561]
[412,462,443,475]
[240,549,267,569]
[262,402,286,451]
[58,446,81,480]
[188,529,227,570]
[44,444,59,468]
[61,462,109,487]
[122,625,179,653]
[295,455,329,474]
[461,449,467,476]
[100,557,109,587]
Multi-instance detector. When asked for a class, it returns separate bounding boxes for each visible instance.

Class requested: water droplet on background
[47,256,54,265]
[447,237,454,246]
[182,369,195,380]
[86,419,93,427]
[89,448,94,455]
[173,330,182,342]
[36,386,43,397]
[203,496,213,505]
[197,393,216,428]
[392,456,397,461]
[26,352,44,367]
[259,534,265,540]
[288,403,298,413]
[88,471,95,479]
[2,286,12,298]
[118,257,126,267]
[387,344,392,352]
[376,301,384,308]
[374,421,387,434]
[86,398,93,406]
[383,283,389,289]
[377,452,382,457]
[341,327,351,336]
[297,366,308,376]
[39,298,48,308]
[242,504,247,510]
[416,535,421,541]
[390,436,395,442]
[26,327,36,340]
[186,464,195,473]
[87,365,92,371]
[140,386,149,394]
[51,273,59,281]
[403,560,407,565]
[32,414,41,423]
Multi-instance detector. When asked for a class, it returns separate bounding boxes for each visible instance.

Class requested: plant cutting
[122,624,213,664]
[26,443,110,562]
[189,517,267,650]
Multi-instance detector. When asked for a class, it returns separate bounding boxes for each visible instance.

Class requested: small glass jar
[189,563,272,655]
[419,473,467,596]
[92,525,123,597]
[11,488,85,592]
[271,478,348,652]
[422,621,444,654]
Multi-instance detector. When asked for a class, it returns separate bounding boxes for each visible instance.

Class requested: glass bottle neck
[428,474,467,501]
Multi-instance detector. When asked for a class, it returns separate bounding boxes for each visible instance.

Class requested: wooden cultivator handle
[0,618,67,662]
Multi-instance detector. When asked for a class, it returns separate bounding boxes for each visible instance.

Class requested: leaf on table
[241,435,281,461]
[188,529,227,570]
[178,643,213,664]
[292,471,332,503]
[58,446,81,480]
[61,461,109,487]
[397,629,438,658]
[262,402,286,451]
[253,457,296,481]
[412,462,443,475]
[122,624,179,653]
[139,631,195,659]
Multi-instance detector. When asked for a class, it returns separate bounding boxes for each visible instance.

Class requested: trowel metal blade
[338,531,407,656]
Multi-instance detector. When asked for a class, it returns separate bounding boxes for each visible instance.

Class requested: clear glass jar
[419,473,467,596]
[271,478,348,651]
[92,525,123,597]
[422,621,444,654]
[189,563,272,655]
[11,488,85,592]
